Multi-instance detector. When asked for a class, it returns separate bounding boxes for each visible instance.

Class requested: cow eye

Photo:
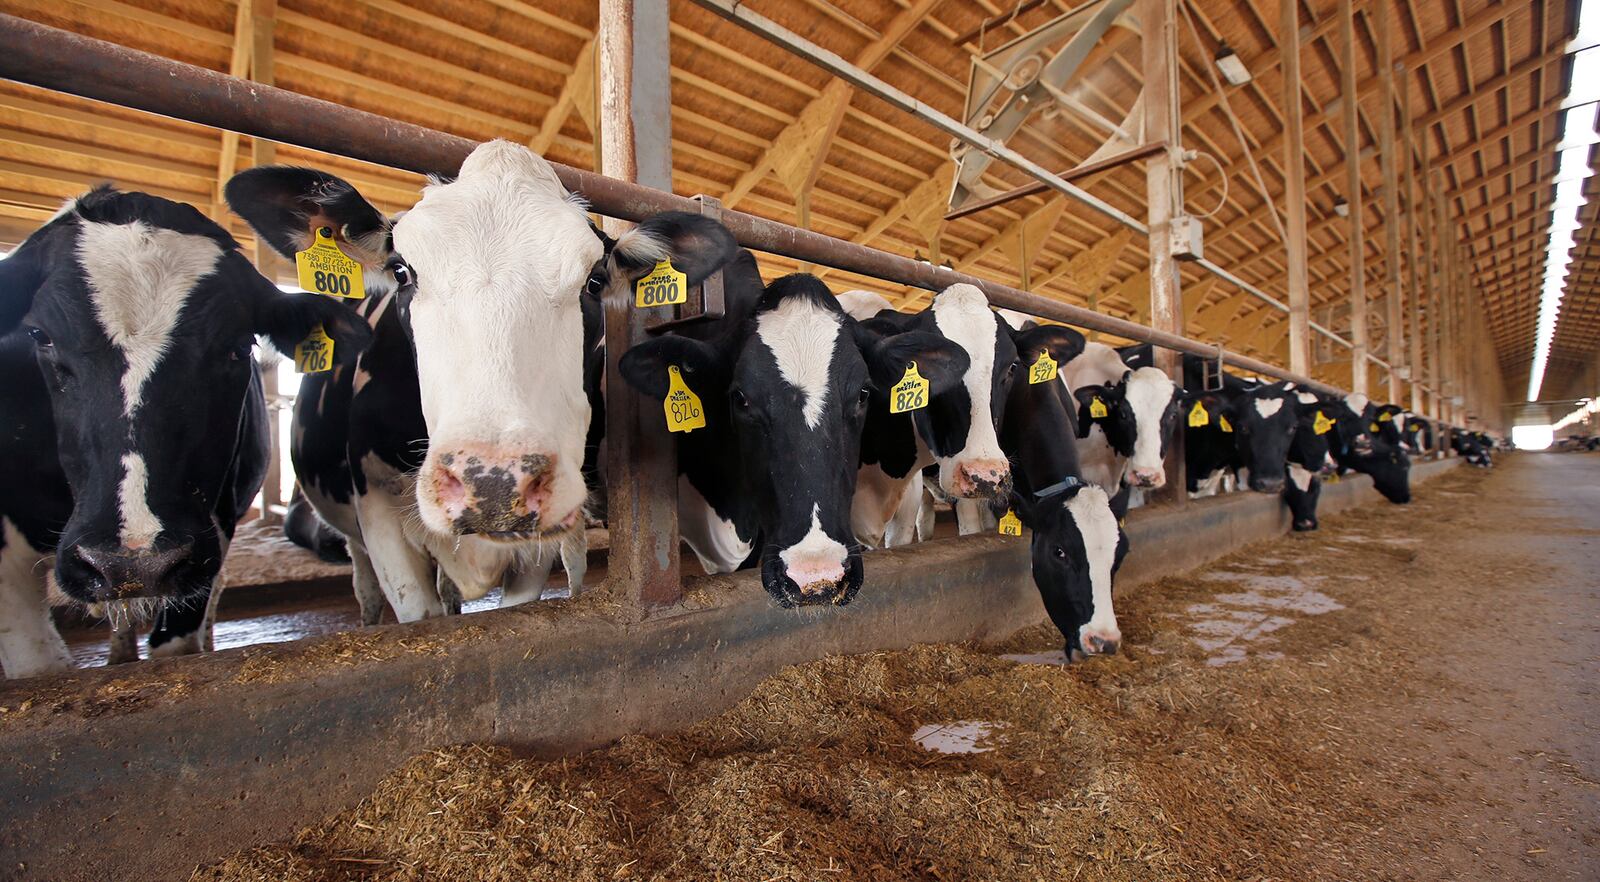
[228,341,253,362]
[1052,546,1067,560]
[389,260,414,289]
[26,326,51,347]
[730,388,749,410]
[857,387,871,408]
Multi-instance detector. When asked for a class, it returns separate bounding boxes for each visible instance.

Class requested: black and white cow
[1282,390,1341,531]
[0,186,369,678]
[283,483,349,564]
[1324,393,1412,502]
[225,140,601,624]
[1453,430,1493,467]
[1393,412,1433,456]
[1056,340,1180,516]
[837,287,1084,547]
[1179,359,1301,497]
[996,343,1128,660]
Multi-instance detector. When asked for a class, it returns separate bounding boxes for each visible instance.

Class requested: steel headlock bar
[0,13,1342,396]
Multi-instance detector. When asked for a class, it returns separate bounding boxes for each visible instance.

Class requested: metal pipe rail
[0,13,1340,394]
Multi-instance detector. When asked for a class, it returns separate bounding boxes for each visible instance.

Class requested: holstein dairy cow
[1059,342,1181,517]
[838,287,1084,547]
[1324,393,1412,502]
[0,187,369,678]
[1396,412,1433,456]
[1282,391,1342,531]
[1179,359,1301,497]
[225,140,601,623]
[621,251,968,606]
[995,345,1127,660]
[1453,431,1493,467]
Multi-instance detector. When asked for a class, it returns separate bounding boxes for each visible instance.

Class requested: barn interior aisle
[192,453,1600,882]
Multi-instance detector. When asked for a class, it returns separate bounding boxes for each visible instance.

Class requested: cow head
[1010,481,1127,660]
[1289,391,1338,478]
[2,187,370,607]
[1073,366,1180,488]
[620,236,968,606]
[228,140,602,540]
[1229,382,1300,493]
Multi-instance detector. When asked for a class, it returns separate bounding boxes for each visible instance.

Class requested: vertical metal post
[1339,0,1368,396]
[599,0,682,609]
[1281,0,1312,377]
[1402,66,1424,414]
[1140,0,1185,505]
[252,0,283,519]
[1376,0,1404,405]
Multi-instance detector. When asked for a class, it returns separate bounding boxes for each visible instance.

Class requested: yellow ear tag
[1218,414,1234,433]
[1378,412,1393,422]
[1188,400,1210,428]
[1313,411,1334,435]
[890,362,929,414]
[1089,396,1108,419]
[294,324,334,373]
[998,510,1023,536]
[664,366,705,433]
[1326,472,1341,484]
[1369,422,1381,433]
[1028,350,1058,384]
[295,227,365,300]
[635,259,687,308]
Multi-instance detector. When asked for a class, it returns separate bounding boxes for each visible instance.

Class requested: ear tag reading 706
[890,362,929,414]
[664,366,705,433]
[1313,411,1334,435]
[998,509,1023,536]
[295,227,365,300]
[1089,396,1108,419]
[1218,414,1234,433]
[635,259,687,308]
[1188,400,1210,428]
[294,324,334,374]
[1028,350,1058,384]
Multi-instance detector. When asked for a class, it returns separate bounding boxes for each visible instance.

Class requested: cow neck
[999,373,1082,499]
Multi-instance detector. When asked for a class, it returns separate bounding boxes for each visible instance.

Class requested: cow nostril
[75,544,191,599]
[437,469,465,509]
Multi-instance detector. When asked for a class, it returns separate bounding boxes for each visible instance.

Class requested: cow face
[227,141,602,540]
[622,265,968,606]
[1,187,370,606]
[1289,391,1338,477]
[1231,383,1300,493]
[1013,482,1127,659]
[1074,366,1180,488]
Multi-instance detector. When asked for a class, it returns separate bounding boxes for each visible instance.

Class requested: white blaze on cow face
[1343,392,1370,418]
[400,142,600,538]
[1288,462,1314,492]
[1067,485,1121,655]
[756,296,840,429]
[1253,396,1285,419]
[930,284,1009,498]
[778,504,849,597]
[116,453,162,551]
[1124,366,1177,487]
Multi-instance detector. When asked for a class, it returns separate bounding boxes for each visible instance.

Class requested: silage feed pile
[196,467,1515,882]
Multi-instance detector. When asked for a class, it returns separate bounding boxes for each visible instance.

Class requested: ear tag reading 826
[294,324,334,374]
[664,366,705,433]
[890,362,929,414]
[1028,350,1058,384]
[1188,400,1210,428]
[1218,414,1234,433]
[1313,411,1334,435]
[1089,396,1108,419]
[998,510,1023,536]
[295,227,365,300]
[635,259,687,308]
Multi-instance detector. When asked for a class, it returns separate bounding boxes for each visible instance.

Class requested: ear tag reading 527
[1218,414,1234,433]
[998,510,1023,536]
[294,324,334,374]
[295,227,365,300]
[1089,396,1109,419]
[635,259,687,308]
[1028,350,1058,384]
[664,366,705,433]
[890,362,929,414]
[1313,411,1334,435]
[1188,400,1210,428]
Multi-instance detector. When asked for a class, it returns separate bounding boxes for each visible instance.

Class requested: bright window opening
[1511,424,1555,451]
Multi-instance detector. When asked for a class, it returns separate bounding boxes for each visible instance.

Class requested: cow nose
[75,543,193,601]
[951,459,1011,499]
[1082,633,1121,656]
[785,554,846,599]
[430,451,554,535]
[1250,475,1285,493]
[1129,468,1165,488]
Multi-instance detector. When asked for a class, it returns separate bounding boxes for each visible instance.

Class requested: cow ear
[1071,384,1106,439]
[862,330,971,397]
[611,212,738,288]
[225,166,391,267]
[257,287,374,366]
[1012,324,1085,367]
[618,335,724,400]
[0,239,44,333]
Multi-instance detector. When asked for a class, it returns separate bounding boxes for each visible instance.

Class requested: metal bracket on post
[1203,343,1226,391]
[648,193,726,334]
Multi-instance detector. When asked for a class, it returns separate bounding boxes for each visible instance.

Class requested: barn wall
[0,457,1458,882]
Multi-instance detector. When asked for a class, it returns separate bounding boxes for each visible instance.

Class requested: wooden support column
[250,0,283,518]
[1140,0,1185,504]
[599,0,681,610]
[1376,0,1404,404]
[1402,65,1424,414]
[1428,171,1446,420]
[1281,0,1312,377]
[1339,0,1368,395]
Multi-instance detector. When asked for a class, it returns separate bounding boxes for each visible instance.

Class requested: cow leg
[355,494,445,622]
[0,523,73,679]
[106,613,139,665]
[885,480,929,545]
[344,543,386,626]
[915,489,936,542]
[953,498,997,535]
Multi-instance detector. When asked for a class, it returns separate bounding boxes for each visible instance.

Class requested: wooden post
[1402,65,1424,414]
[1339,0,1368,396]
[599,0,682,610]
[1376,0,1404,405]
[1281,0,1312,377]
[1140,0,1185,504]
[1429,172,1446,421]
[251,0,283,519]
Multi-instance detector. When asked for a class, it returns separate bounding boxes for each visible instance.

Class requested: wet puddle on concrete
[1180,572,1345,666]
[912,720,1009,754]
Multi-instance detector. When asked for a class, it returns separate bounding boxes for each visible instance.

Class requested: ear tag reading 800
[294,324,334,374]
[664,366,705,433]
[1028,350,1058,384]
[635,259,687,308]
[1089,396,1108,419]
[998,510,1023,536]
[1313,411,1334,435]
[890,362,929,414]
[295,227,365,300]
[1218,414,1234,433]
[1188,400,1210,428]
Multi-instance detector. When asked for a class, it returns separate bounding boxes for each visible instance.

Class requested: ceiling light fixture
[1215,43,1251,86]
